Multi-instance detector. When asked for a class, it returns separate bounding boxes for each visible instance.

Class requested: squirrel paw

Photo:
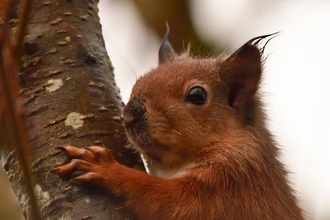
[53,145,115,184]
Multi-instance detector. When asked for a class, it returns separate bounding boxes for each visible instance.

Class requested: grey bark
[0,0,142,219]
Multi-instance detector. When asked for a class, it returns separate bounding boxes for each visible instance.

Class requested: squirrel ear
[158,23,176,64]
[219,33,278,123]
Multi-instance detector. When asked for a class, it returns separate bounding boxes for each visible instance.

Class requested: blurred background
[98,0,330,219]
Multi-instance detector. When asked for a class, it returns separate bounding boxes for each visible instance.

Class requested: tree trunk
[0,0,142,219]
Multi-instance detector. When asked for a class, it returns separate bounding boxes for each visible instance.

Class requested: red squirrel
[54,27,304,219]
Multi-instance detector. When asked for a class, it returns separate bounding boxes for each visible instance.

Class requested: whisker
[210,102,235,111]
[171,129,182,136]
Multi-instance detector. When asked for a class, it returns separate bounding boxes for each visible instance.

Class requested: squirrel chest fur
[55,28,304,219]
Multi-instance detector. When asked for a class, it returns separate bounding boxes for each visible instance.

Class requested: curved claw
[75,172,103,183]
[52,162,76,177]
[53,159,93,177]
[57,145,114,163]
[85,146,115,163]
[54,145,117,186]
[56,145,87,159]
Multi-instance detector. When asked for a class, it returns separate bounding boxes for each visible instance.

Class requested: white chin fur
[140,153,194,179]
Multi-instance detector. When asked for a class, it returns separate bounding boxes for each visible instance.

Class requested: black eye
[185,87,207,105]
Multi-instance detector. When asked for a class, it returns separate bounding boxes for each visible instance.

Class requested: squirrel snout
[124,112,143,128]
[123,96,146,129]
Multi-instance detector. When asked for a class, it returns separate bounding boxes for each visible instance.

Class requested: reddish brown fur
[55,37,304,219]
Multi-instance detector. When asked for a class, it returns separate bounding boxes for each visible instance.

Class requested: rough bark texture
[1,0,142,219]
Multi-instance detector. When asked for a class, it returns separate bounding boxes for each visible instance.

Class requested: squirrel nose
[124,112,143,128]
[123,96,145,129]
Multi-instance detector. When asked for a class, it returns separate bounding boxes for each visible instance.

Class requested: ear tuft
[220,33,278,124]
[247,32,280,55]
[158,23,176,64]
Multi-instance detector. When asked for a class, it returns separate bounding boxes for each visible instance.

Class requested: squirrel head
[123,26,277,170]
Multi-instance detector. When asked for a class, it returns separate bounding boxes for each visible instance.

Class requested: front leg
[54,145,211,220]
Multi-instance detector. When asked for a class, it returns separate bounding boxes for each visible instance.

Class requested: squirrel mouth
[125,128,170,162]
[127,131,169,151]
